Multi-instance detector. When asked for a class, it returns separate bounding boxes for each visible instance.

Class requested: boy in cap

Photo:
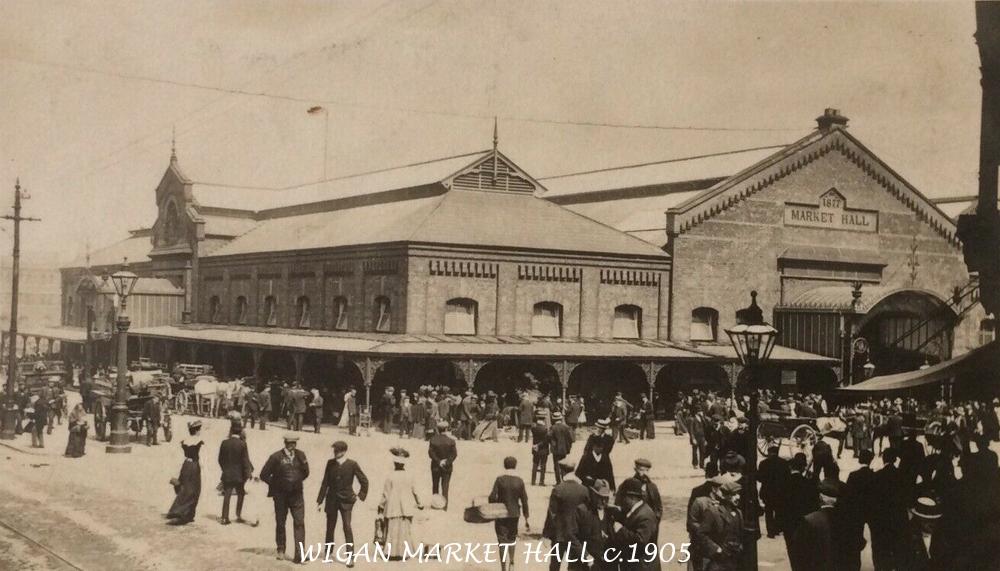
[260,434,310,563]
[488,457,530,571]
[317,441,368,563]
[616,458,662,522]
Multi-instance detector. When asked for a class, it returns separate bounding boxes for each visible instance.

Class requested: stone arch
[371,358,466,397]
[473,359,561,407]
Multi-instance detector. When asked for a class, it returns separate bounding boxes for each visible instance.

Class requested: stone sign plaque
[784,189,878,233]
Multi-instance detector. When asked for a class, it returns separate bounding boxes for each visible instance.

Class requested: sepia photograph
[1,1,999,569]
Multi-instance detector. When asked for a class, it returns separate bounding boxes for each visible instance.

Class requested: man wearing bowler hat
[608,478,661,570]
[317,440,368,565]
[549,411,573,485]
[616,458,661,524]
[260,434,310,563]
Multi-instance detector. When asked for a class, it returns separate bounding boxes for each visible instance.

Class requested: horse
[192,376,237,417]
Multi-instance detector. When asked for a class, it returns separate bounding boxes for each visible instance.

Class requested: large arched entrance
[371,358,467,398]
[568,361,648,421]
[474,360,561,408]
[857,289,956,377]
[656,362,729,418]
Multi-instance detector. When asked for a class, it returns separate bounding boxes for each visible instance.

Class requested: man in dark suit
[609,478,661,570]
[428,421,457,509]
[531,417,550,486]
[291,383,308,432]
[549,411,573,484]
[489,456,530,571]
[566,396,583,439]
[757,446,790,538]
[569,478,614,570]
[615,458,662,523]
[257,386,271,430]
[316,441,368,565]
[840,449,876,571]
[517,393,535,442]
[346,389,358,435]
[871,448,906,571]
[244,385,261,430]
[693,480,743,571]
[780,453,818,570]
[260,434,310,563]
[689,410,708,469]
[577,438,616,491]
[543,460,590,571]
[788,479,842,571]
[142,394,162,446]
[218,424,254,524]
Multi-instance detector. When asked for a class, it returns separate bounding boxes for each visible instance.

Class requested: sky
[0,1,985,266]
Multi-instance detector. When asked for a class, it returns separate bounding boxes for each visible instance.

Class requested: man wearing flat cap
[317,441,368,562]
[788,479,846,571]
[543,460,589,571]
[693,478,742,571]
[260,434,310,563]
[616,458,662,524]
[568,479,615,570]
[428,421,457,509]
[608,478,660,570]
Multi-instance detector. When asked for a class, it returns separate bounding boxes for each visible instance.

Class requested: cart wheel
[791,424,818,450]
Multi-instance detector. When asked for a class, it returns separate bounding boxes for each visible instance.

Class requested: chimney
[816,108,849,131]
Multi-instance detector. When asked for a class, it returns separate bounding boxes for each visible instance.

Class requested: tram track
[0,515,89,571]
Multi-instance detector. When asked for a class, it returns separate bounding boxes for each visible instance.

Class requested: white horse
[192,376,237,417]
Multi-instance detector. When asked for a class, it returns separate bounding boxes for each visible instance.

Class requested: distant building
[0,252,62,335]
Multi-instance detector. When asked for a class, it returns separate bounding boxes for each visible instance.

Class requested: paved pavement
[0,394,880,570]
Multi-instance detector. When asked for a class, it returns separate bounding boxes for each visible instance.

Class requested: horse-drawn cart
[756,412,848,456]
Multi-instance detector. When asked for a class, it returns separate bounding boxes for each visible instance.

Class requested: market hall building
[31,109,992,413]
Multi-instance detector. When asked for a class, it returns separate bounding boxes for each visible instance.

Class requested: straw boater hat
[596,418,611,428]
[188,420,202,431]
[910,497,941,520]
[551,411,563,420]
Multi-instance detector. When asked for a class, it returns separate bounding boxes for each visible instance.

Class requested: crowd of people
[677,388,1000,571]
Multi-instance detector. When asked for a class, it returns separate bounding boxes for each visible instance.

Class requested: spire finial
[170,126,177,164]
[493,116,498,152]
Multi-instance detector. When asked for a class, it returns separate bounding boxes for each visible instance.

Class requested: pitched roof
[67,233,152,269]
[190,151,490,212]
[538,145,793,198]
[207,188,667,259]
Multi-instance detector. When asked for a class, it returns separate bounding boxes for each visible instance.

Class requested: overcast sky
[0,1,984,265]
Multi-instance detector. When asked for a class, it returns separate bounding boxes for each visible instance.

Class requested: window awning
[839,341,999,392]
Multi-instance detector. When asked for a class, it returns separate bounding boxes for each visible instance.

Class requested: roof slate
[67,234,152,269]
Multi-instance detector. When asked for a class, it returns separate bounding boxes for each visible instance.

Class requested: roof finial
[493,116,498,152]
[170,125,177,164]
[491,116,499,184]
[85,237,91,269]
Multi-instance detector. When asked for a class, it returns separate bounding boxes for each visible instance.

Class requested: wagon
[756,412,844,455]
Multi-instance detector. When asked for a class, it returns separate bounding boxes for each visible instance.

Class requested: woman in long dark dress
[167,420,203,524]
[64,403,88,457]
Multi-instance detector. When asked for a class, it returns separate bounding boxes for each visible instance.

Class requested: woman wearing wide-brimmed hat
[377,447,423,560]
[167,420,204,524]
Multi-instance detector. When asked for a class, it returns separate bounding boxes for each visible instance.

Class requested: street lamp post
[105,259,139,454]
[724,291,778,571]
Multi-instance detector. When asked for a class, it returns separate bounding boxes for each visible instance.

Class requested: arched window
[613,304,642,339]
[980,318,997,346]
[532,301,563,337]
[296,296,311,329]
[163,200,181,245]
[374,296,391,332]
[65,296,75,326]
[263,295,278,327]
[444,298,478,335]
[333,296,349,331]
[690,307,719,341]
[234,296,248,325]
[209,296,222,324]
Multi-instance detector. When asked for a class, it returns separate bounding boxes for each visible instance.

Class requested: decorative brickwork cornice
[599,269,660,287]
[666,129,960,247]
[517,264,581,282]
[363,258,399,275]
[429,259,498,278]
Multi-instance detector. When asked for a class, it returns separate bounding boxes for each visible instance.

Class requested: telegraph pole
[0,179,40,440]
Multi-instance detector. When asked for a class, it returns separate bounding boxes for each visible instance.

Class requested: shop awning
[130,324,715,361]
[684,343,837,364]
[839,341,999,392]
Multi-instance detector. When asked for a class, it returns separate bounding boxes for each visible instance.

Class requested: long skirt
[474,420,498,441]
[338,404,350,428]
[167,460,201,522]
[384,516,415,560]
[65,427,87,457]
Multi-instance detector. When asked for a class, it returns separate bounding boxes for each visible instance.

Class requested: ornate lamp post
[105,259,139,454]
[724,291,778,570]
